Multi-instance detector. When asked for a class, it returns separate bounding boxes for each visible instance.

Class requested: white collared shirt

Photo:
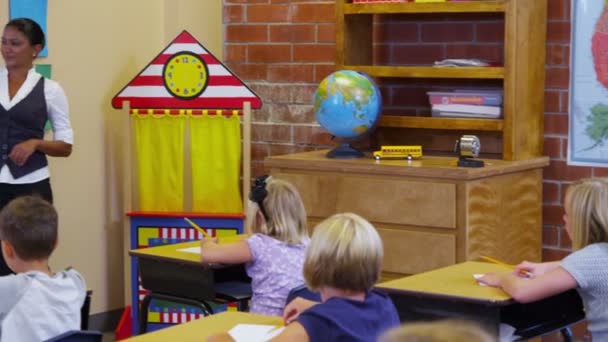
[0,66,73,184]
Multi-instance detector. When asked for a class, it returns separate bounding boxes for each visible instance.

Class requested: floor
[103,331,116,342]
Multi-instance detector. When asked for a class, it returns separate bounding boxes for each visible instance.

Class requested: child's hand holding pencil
[185,217,219,242]
[184,217,211,238]
[513,260,560,278]
[184,218,219,261]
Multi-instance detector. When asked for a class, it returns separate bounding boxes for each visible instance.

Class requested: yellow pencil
[480,255,532,277]
[480,255,516,268]
[184,217,210,238]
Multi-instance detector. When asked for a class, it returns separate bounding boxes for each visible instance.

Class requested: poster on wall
[34,64,50,79]
[568,0,608,166]
[9,0,48,57]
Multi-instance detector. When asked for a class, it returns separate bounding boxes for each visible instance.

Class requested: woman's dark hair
[5,18,45,49]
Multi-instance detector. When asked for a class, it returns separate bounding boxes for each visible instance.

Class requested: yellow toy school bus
[373,145,423,160]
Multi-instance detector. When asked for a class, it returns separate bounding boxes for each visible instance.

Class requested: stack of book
[427,90,503,119]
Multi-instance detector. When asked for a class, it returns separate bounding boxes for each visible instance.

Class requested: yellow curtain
[190,113,242,214]
[134,113,185,211]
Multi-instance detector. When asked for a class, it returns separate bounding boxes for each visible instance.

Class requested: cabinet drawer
[271,172,338,218]
[379,227,456,275]
[336,177,456,229]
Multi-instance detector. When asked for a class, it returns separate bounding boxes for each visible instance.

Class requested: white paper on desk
[228,324,285,342]
[473,274,488,286]
[176,246,201,254]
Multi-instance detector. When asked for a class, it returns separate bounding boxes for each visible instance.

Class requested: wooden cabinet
[266,151,549,277]
[336,0,547,161]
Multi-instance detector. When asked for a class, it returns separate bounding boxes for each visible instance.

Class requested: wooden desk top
[265,150,549,180]
[376,261,514,304]
[124,311,283,341]
[129,235,247,266]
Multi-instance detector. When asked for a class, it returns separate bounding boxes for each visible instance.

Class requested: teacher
[0,18,73,275]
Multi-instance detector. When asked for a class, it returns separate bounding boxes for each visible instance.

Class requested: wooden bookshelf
[379,116,503,131]
[343,66,505,79]
[336,0,547,161]
[344,1,506,14]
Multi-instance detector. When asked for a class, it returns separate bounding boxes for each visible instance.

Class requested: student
[0,196,86,342]
[379,319,496,342]
[200,175,309,316]
[272,212,400,341]
[479,177,608,341]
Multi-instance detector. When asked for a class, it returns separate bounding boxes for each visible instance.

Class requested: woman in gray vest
[0,18,73,275]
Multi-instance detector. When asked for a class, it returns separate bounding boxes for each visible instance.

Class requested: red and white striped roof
[112,30,261,110]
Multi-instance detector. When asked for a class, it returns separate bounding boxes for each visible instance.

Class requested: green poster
[35,64,52,79]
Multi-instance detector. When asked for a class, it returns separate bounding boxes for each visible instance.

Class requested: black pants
[0,179,53,275]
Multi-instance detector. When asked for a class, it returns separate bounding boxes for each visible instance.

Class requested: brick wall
[223,0,596,257]
[224,0,337,178]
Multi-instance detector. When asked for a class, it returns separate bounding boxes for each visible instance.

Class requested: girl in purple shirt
[200,176,309,316]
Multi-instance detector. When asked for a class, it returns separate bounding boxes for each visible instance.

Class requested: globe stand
[326,143,364,159]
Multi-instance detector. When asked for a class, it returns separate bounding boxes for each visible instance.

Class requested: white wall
[0,0,222,314]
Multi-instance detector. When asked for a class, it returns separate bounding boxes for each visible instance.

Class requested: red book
[427,91,502,106]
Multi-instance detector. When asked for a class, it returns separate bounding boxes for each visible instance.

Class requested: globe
[314,70,382,158]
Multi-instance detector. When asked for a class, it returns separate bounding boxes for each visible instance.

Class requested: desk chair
[504,289,585,342]
[138,259,252,334]
[212,262,253,311]
[285,285,320,306]
[214,281,253,312]
[139,286,253,334]
[139,285,253,334]
[43,330,103,342]
[139,292,214,334]
[80,290,92,330]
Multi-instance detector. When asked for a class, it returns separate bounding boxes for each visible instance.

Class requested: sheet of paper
[228,324,285,342]
[177,246,201,254]
[473,274,488,286]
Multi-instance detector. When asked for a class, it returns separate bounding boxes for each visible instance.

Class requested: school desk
[129,235,250,334]
[123,311,283,342]
[376,261,585,340]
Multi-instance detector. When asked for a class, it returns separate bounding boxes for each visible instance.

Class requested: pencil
[480,255,516,268]
[184,217,211,238]
[268,324,285,335]
[480,255,532,277]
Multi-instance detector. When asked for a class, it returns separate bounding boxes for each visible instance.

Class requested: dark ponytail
[5,18,45,49]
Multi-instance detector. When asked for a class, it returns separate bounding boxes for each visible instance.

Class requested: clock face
[162,51,209,99]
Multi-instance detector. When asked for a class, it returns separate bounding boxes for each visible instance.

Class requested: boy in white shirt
[0,196,86,342]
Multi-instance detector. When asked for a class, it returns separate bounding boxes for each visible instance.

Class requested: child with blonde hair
[379,319,496,342]
[268,212,399,341]
[200,175,309,316]
[0,196,86,342]
[480,177,608,340]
